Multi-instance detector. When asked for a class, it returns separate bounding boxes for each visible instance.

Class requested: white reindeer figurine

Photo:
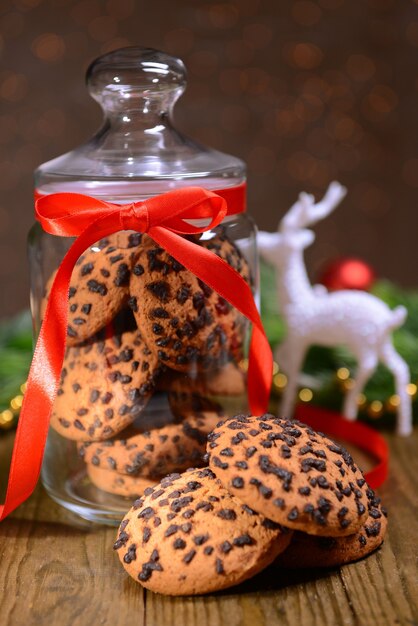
[258,181,412,436]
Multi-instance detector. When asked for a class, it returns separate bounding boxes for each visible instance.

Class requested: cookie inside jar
[44,228,252,518]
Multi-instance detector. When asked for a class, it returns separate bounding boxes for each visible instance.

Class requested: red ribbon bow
[0,184,273,520]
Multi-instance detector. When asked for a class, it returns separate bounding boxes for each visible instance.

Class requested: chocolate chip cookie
[87,464,157,498]
[114,467,292,595]
[207,414,370,537]
[167,363,246,421]
[275,486,388,568]
[43,232,142,345]
[51,329,161,440]
[128,233,250,372]
[78,412,221,477]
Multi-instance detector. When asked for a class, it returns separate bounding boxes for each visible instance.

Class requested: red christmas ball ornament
[318,257,377,291]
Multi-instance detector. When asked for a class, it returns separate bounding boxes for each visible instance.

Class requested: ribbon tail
[0,215,128,520]
[148,226,273,415]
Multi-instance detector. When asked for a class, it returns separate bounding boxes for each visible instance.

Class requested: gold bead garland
[268,362,417,420]
[0,383,26,431]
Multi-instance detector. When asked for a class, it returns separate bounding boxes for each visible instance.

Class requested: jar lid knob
[86,47,187,110]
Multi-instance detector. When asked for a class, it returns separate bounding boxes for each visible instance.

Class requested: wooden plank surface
[0,429,417,626]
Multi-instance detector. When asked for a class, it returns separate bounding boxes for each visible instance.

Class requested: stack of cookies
[48,230,250,496]
[114,414,387,595]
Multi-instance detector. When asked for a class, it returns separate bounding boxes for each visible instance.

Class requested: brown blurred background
[1,0,417,318]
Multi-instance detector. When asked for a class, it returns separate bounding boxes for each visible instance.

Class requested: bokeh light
[0,0,417,318]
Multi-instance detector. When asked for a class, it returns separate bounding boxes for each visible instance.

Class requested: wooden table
[0,428,417,626]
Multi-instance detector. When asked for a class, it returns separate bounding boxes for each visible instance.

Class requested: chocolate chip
[192,292,205,310]
[212,456,229,470]
[183,549,196,564]
[132,263,145,276]
[152,307,170,318]
[317,476,330,489]
[147,281,170,302]
[107,457,116,470]
[164,525,179,538]
[338,506,349,518]
[281,445,292,459]
[259,484,272,499]
[81,262,94,276]
[114,531,129,550]
[87,279,108,296]
[128,233,142,247]
[274,498,285,509]
[313,510,327,525]
[194,534,209,545]
[181,523,192,533]
[196,501,213,513]
[123,543,136,563]
[301,458,326,473]
[114,263,130,287]
[287,507,299,521]
[110,254,124,264]
[89,389,100,403]
[220,541,232,553]
[186,481,202,491]
[176,286,190,304]
[357,501,366,515]
[233,534,253,547]
[138,507,155,520]
[318,497,332,514]
[220,447,234,457]
[217,509,237,521]
[231,432,248,445]
[171,496,194,512]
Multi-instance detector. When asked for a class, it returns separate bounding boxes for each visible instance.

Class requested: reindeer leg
[274,342,289,373]
[380,340,412,436]
[343,354,377,421]
[279,342,306,419]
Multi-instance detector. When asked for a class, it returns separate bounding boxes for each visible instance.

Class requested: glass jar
[29,47,258,525]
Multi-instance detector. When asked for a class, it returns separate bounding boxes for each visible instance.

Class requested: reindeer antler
[280,181,347,233]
